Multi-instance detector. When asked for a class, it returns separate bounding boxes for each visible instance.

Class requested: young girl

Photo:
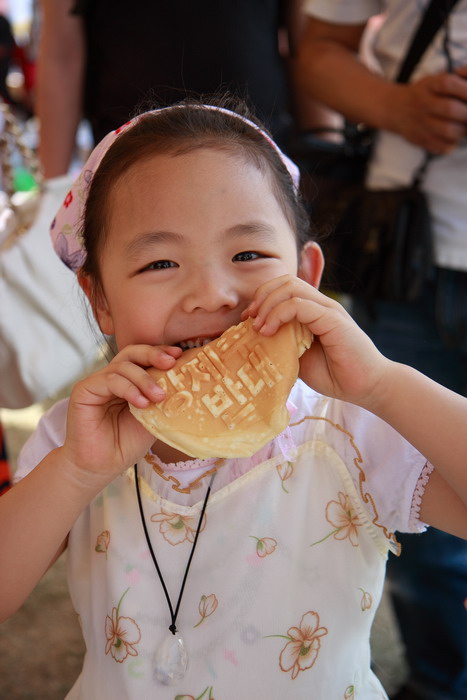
[1,97,466,700]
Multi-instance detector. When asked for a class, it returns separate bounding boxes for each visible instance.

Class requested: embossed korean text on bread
[129,317,312,459]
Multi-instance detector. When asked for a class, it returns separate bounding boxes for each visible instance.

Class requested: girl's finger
[241,274,296,320]
[110,343,183,370]
[106,360,166,403]
[252,280,336,332]
[74,361,166,411]
[256,297,317,336]
[110,378,153,408]
[256,295,348,340]
[147,345,184,365]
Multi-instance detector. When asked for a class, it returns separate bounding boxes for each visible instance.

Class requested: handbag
[323,156,433,303]
[0,103,101,409]
[305,0,460,302]
[290,122,373,241]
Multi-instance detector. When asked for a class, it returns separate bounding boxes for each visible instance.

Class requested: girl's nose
[181,268,239,313]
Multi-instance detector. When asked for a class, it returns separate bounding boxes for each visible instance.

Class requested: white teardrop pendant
[153,631,188,685]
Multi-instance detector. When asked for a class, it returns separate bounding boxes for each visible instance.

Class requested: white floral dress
[16,380,429,699]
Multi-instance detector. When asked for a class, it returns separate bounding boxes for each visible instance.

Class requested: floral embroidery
[310,491,363,548]
[64,191,73,208]
[95,530,110,557]
[249,535,277,558]
[194,594,218,627]
[54,232,86,271]
[344,685,355,699]
[175,687,215,700]
[105,588,141,663]
[358,588,373,611]
[266,611,328,680]
[150,508,207,545]
[276,461,294,493]
[290,414,400,551]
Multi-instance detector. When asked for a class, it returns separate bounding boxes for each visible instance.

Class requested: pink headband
[50,105,300,272]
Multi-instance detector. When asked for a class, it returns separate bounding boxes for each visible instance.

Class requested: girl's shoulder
[289,379,374,437]
[289,380,428,535]
[289,379,413,450]
[14,398,69,483]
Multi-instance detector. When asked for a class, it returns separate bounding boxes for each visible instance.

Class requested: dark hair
[81,95,311,284]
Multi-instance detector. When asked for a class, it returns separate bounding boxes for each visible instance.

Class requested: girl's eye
[142,260,177,271]
[233,251,263,262]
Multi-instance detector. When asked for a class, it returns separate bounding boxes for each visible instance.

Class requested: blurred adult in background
[0,1,38,118]
[37,0,313,178]
[297,2,467,700]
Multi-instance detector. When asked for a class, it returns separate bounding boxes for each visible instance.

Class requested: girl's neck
[150,439,194,466]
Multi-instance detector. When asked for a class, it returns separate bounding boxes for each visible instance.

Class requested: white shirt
[16,381,429,698]
[305,0,467,271]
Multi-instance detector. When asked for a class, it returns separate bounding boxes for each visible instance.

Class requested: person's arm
[36,0,85,177]
[0,342,180,622]
[296,16,467,153]
[0,446,112,622]
[283,1,343,132]
[362,362,467,538]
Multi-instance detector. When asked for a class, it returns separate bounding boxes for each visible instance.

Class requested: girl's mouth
[176,337,218,352]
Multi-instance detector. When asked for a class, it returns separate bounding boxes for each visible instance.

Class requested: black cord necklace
[134,463,215,685]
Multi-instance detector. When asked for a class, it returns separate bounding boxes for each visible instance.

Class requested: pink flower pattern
[276,461,294,493]
[95,530,110,556]
[104,588,141,663]
[194,594,218,627]
[267,611,328,680]
[150,508,207,545]
[310,491,364,548]
[250,535,278,558]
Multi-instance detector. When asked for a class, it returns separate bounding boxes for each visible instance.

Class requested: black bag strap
[396,0,461,84]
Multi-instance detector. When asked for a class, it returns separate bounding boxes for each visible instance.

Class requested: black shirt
[73,0,293,148]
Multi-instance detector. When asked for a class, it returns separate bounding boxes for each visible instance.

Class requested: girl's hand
[242,275,391,410]
[61,344,182,485]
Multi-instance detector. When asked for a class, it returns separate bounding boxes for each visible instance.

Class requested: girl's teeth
[179,337,214,351]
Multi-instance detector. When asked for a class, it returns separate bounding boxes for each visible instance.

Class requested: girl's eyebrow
[124,230,185,258]
[224,222,277,240]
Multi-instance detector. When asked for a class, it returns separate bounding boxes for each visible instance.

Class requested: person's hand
[393,65,467,153]
[60,344,182,484]
[242,275,391,409]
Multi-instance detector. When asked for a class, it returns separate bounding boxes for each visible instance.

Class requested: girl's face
[90,148,322,351]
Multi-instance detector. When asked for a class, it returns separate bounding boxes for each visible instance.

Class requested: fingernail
[161,352,177,364]
[151,384,166,400]
[134,394,150,407]
[252,316,263,331]
[259,320,276,335]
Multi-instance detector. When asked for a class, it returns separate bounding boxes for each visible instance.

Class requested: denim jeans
[353,268,467,700]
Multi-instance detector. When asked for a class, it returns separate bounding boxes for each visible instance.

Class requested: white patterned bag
[0,103,100,408]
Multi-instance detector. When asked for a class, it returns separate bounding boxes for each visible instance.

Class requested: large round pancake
[129,317,312,458]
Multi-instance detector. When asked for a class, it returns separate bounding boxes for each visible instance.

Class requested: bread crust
[129,317,312,458]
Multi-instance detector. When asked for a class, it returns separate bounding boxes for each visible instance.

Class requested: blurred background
[0,1,435,697]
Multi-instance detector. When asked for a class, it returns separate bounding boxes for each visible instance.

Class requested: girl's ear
[77,271,115,336]
[298,241,324,288]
